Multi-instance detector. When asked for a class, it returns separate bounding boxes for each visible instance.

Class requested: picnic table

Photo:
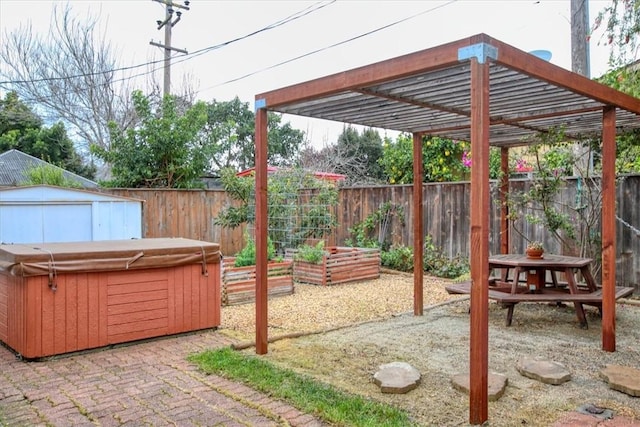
[446,253,634,328]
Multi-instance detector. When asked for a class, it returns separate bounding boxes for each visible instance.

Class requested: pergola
[252,34,640,424]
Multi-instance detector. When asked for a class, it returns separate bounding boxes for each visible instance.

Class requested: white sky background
[0,0,614,148]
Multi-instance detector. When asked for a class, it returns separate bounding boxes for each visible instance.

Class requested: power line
[2,0,457,104]
[110,0,337,89]
[0,1,335,88]
[197,0,458,94]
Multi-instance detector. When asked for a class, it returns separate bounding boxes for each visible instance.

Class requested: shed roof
[256,33,640,147]
[0,185,142,203]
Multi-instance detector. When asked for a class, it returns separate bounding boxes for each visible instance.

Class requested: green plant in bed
[234,234,277,267]
[294,241,326,264]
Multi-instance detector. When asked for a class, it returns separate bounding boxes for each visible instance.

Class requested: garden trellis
[247,169,339,255]
[216,168,339,256]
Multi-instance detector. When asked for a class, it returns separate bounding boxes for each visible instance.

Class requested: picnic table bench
[446,254,635,328]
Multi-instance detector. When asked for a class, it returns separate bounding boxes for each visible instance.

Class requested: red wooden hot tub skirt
[0,238,221,359]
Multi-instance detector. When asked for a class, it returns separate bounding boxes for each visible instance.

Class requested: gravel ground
[218,272,640,426]
[219,271,453,342]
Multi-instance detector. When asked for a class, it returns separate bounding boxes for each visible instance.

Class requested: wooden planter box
[286,246,381,286]
[0,238,221,359]
[221,257,293,306]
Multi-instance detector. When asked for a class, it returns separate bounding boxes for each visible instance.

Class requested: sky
[0,0,615,147]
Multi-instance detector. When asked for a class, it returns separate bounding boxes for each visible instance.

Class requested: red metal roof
[236,167,346,182]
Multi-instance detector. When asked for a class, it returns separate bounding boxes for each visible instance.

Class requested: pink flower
[515,158,532,172]
[462,151,472,168]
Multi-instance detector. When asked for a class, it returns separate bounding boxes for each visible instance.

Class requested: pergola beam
[490,35,640,113]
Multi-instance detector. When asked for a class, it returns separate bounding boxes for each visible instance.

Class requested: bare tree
[298,142,376,186]
[0,4,135,152]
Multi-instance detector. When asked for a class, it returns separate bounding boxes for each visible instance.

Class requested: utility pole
[570,0,591,174]
[150,0,190,96]
[571,0,590,77]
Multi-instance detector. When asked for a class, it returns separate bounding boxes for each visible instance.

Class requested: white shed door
[43,204,92,242]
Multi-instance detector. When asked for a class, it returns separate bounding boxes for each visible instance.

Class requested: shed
[0,185,142,244]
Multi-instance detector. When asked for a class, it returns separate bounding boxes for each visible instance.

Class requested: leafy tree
[613,129,640,173]
[379,134,414,184]
[379,134,467,183]
[422,136,466,182]
[93,91,208,188]
[597,62,640,174]
[204,97,305,173]
[0,92,95,178]
[0,4,135,152]
[266,114,306,168]
[488,147,503,180]
[0,91,41,133]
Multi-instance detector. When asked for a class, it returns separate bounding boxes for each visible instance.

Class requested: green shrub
[379,237,469,279]
[23,164,82,188]
[234,235,276,267]
[345,202,404,249]
[380,245,414,272]
[423,235,469,279]
[294,241,326,264]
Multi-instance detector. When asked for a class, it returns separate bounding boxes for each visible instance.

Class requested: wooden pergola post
[601,105,617,352]
[469,57,491,424]
[255,105,269,355]
[500,147,510,254]
[413,133,424,315]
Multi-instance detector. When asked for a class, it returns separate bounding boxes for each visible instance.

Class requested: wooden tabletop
[489,253,593,269]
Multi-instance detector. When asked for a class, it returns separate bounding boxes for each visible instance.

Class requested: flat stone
[576,403,614,420]
[516,357,571,385]
[451,372,508,401]
[373,362,421,394]
[600,365,640,397]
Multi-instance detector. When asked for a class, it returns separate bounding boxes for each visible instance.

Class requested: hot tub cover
[0,238,220,277]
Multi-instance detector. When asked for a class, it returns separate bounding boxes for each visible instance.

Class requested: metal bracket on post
[255,98,266,112]
[458,43,498,64]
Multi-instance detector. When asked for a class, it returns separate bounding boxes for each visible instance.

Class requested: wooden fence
[105,173,640,291]
[105,188,245,257]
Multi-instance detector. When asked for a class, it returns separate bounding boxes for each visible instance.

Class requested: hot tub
[0,238,220,359]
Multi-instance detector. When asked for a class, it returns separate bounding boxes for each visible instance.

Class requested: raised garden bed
[286,246,381,286]
[221,257,293,306]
